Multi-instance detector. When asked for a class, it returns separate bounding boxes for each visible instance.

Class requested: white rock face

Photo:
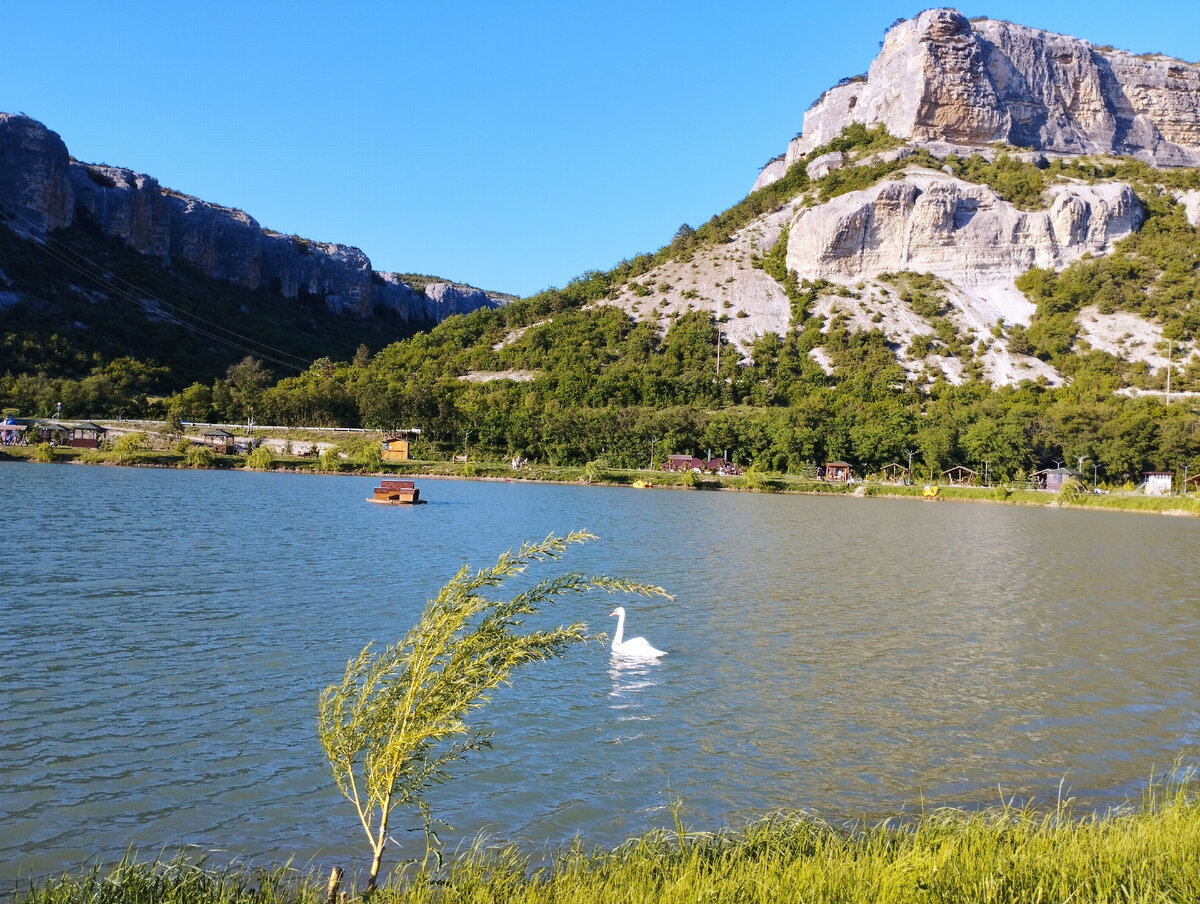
[786,170,1143,293]
[806,152,846,180]
[1179,190,1200,227]
[757,8,1200,190]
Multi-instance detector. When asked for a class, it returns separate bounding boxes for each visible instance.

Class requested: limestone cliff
[785,172,1143,288]
[0,113,503,322]
[755,9,1200,191]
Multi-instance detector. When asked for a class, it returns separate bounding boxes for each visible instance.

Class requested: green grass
[14,781,1200,903]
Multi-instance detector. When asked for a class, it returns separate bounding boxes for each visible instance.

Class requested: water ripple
[2,466,1199,881]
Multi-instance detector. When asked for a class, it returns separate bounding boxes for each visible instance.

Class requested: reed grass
[13,782,1200,904]
[9,854,326,904]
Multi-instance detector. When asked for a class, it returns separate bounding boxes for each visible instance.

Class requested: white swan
[609,606,667,658]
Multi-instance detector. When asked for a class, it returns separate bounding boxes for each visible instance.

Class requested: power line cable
[0,197,319,372]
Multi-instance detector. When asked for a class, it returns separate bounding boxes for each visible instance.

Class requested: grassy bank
[12,783,1200,903]
[4,441,1198,516]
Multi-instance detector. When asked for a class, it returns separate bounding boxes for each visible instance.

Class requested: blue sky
[3,1,1198,298]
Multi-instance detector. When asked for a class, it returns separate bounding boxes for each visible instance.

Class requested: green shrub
[741,468,769,491]
[319,448,342,471]
[245,445,273,470]
[111,431,149,452]
[31,442,54,462]
[907,334,935,358]
[357,442,383,472]
[583,458,612,484]
[184,445,216,468]
[1058,477,1085,503]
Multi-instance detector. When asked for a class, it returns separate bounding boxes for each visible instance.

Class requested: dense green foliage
[13,778,1200,902]
[6,126,1200,487]
[0,213,425,417]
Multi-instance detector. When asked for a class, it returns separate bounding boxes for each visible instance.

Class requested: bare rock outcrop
[1179,190,1200,227]
[756,9,1200,190]
[0,113,74,234]
[786,170,1143,292]
[0,113,503,322]
[372,274,501,321]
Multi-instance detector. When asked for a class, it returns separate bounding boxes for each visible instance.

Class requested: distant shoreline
[4,447,1197,518]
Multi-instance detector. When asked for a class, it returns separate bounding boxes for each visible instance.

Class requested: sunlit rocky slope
[600,8,1200,389]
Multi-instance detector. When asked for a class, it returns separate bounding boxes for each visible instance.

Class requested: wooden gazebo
[203,429,236,454]
[70,422,106,449]
[941,465,977,486]
[35,422,70,444]
[879,462,910,484]
[824,461,853,482]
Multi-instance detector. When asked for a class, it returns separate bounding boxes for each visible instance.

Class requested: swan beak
[608,608,619,617]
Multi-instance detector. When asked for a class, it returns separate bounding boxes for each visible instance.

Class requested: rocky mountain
[0,112,505,323]
[599,8,1200,390]
[754,8,1200,189]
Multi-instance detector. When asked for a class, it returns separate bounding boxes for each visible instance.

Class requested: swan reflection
[608,653,662,716]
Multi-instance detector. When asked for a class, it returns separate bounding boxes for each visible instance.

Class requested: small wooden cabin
[70,422,106,449]
[381,437,411,462]
[1032,467,1080,491]
[824,461,853,482]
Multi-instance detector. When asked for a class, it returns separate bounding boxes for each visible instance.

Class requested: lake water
[2,462,1199,884]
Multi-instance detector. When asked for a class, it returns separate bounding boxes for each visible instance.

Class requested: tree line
[6,126,1200,485]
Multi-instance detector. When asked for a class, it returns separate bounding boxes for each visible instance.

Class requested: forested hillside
[0,210,427,405]
[6,117,1200,486]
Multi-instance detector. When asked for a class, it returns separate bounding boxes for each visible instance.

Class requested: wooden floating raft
[368,479,425,505]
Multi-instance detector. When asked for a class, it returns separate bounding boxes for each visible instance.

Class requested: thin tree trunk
[366,808,390,894]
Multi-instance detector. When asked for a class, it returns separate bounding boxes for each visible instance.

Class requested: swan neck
[612,610,625,646]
